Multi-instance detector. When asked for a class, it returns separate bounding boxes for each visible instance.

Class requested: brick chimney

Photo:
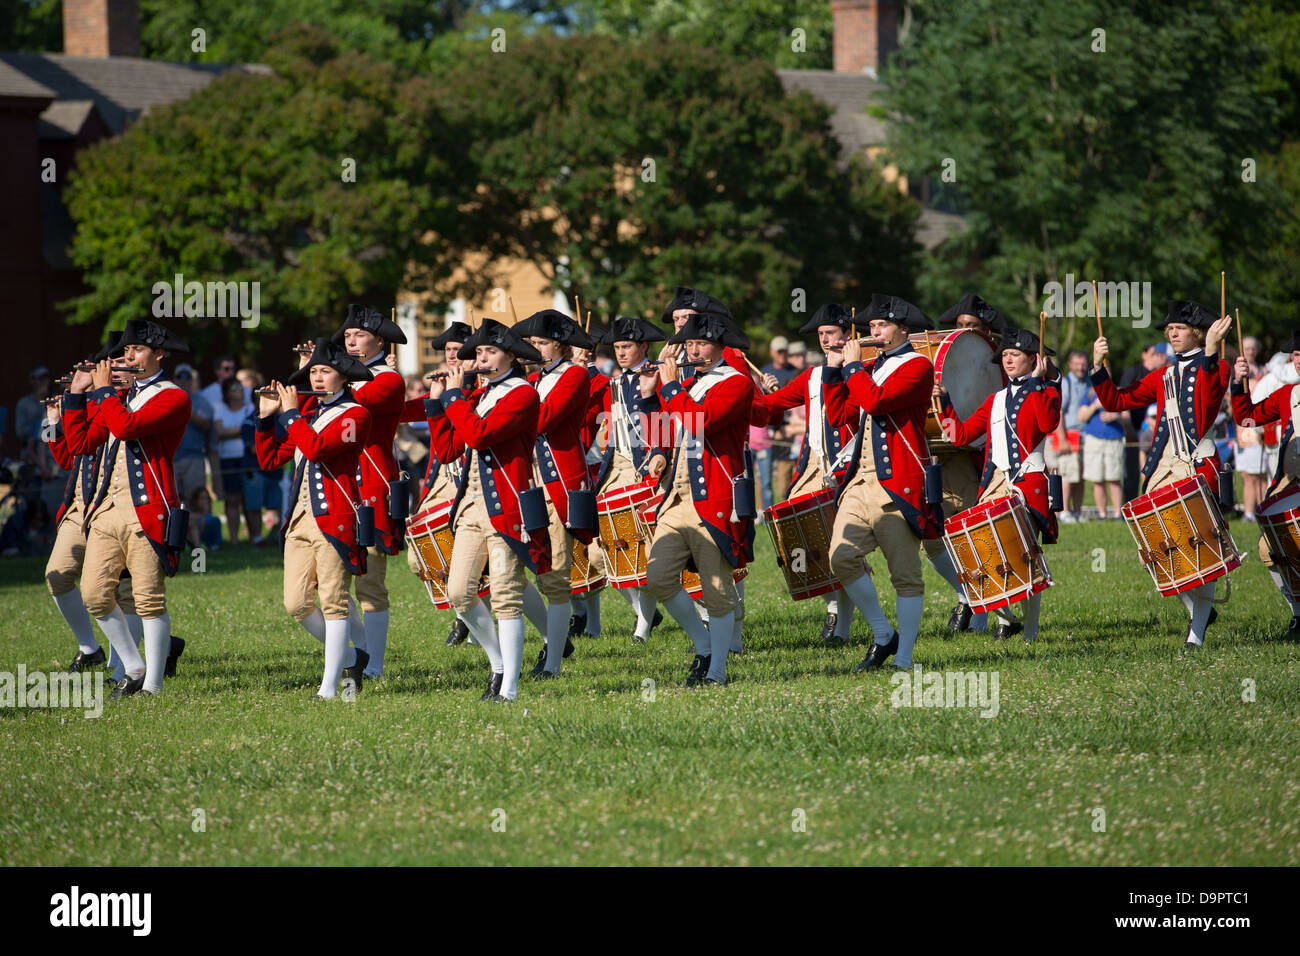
[63,0,141,58]
[830,0,899,77]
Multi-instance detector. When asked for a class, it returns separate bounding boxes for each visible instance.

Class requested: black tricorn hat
[668,311,750,349]
[603,316,667,346]
[92,330,126,362]
[992,326,1056,364]
[456,319,543,363]
[513,309,597,350]
[431,321,473,350]
[939,293,1007,335]
[1156,300,1218,331]
[660,286,732,325]
[288,338,374,386]
[864,293,933,331]
[799,303,853,334]
[121,319,189,353]
[331,303,408,345]
[1281,329,1300,353]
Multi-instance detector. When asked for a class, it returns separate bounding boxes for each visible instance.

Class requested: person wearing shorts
[1080,384,1125,518]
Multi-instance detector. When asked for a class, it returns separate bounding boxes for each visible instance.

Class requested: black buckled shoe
[164,636,185,677]
[446,619,469,646]
[856,632,899,671]
[109,674,145,699]
[1288,615,1300,636]
[568,614,588,638]
[69,648,106,673]
[562,637,575,659]
[344,648,369,694]
[529,646,549,678]
[685,654,711,687]
[991,621,1024,641]
[820,613,838,643]
[947,604,972,635]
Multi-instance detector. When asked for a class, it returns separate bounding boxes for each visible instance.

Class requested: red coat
[939,377,1061,543]
[529,361,594,540]
[831,346,940,539]
[1230,379,1296,495]
[755,365,855,485]
[49,416,100,527]
[63,378,191,576]
[432,371,552,574]
[654,363,756,568]
[257,395,372,575]
[1092,351,1228,493]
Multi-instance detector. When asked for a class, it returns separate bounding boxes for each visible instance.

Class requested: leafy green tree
[0,0,60,51]
[881,0,1292,360]
[63,25,470,356]
[435,33,918,337]
[571,0,833,70]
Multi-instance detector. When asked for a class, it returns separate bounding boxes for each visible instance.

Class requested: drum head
[1260,485,1300,518]
[938,330,1002,423]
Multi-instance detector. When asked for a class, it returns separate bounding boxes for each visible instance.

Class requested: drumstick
[1235,307,1243,360]
[585,310,591,334]
[926,327,943,424]
[1092,279,1107,371]
[574,294,581,326]
[743,354,772,393]
[1039,310,1046,346]
[1220,271,1226,319]
[508,296,519,325]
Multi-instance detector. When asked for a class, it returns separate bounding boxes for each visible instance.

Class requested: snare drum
[570,537,606,598]
[1121,475,1243,596]
[764,487,839,601]
[943,494,1052,613]
[404,499,490,608]
[596,479,663,588]
[682,565,749,601]
[1255,486,1300,601]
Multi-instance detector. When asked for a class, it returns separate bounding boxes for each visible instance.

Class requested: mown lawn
[1,519,1297,865]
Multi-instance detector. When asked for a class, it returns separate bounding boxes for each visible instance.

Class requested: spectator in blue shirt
[1079,383,1126,519]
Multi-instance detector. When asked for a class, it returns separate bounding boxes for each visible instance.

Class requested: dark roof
[777,68,889,155]
[0,52,267,136]
[0,58,55,100]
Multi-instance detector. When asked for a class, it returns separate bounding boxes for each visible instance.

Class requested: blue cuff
[423,396,446,418]
[1027,376,1046,392]
[1201,354,1219,374]
[256,414,277,433]
[63,392,88,410]
[90,386,116,402]
[821,366,844,384]
[938,391,954,410]
[1089,366,1110,386]
[440,389,464,411]
[277,408,302,429]
[1229,379,1245,396]
[659,380,685,402]
[843,361,866,378]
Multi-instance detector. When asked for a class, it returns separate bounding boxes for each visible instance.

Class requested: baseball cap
[30,365,50,378]
[174,363,195,379]
[788,341,807,356]
[1152,343,1174,359]
[770,335,789,352]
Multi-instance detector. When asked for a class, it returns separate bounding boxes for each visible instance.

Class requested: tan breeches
[645,498,738,616]
[829,475,924,597]
[81,502,165,618]
[448,497,528,619]
[284,513,352,621]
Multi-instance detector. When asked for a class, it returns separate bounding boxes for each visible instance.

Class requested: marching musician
[45,333,154,678]
[830,294,942,672]
[256,339,374,698]
[514,309,599,678]
[1230,330,1300,632]
[325,305,408,678]
[758,303,858,645]
[640,307,756,686]
[62,320,191,699]
[398,322,475,647]
[930,294,1008,636]
[427,320,551,702]
[1092,300,1233,650]
[569,326,611,640]
[936,327,1060,641]
[595,316,669,642]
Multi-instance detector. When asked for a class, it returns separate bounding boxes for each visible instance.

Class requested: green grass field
[2,519,1298,866]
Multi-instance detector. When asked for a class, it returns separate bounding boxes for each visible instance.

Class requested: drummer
[399,321,476,647]
[929,294,1009,636]
[936,327,1060,642]
[758,303,859,645]
[1092,300,1233,650]
[569,325,611,641]
[595,316,669,642]
[1230,329,1300,633]
[514,309,599,678]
